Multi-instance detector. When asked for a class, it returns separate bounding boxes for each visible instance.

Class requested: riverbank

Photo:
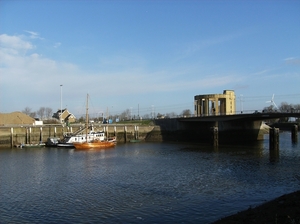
[212,190,300,224]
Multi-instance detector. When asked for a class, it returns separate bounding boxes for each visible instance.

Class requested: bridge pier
[211,126,218,146]
[269,128,279,162]
[269,127,279,162]
[269,127,279,150]
[291,124,298,143]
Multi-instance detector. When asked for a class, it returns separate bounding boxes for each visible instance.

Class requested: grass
[115,119,154,126]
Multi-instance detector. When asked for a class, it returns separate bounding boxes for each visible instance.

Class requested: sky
[0,0,300,118]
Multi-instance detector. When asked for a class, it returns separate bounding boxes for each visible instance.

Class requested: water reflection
[0,133,299,223]
[269,148,280,163]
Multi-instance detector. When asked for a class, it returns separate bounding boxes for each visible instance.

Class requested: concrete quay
[0,124,158,148]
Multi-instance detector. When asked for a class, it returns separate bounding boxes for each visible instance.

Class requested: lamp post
[240,94,243,113]
[60,84,63,123]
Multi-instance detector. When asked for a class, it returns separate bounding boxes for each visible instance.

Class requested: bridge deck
[178,112,300,122]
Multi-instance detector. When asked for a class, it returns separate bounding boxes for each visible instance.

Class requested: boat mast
[85,94,89,142]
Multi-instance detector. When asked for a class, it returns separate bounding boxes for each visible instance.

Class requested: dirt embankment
[212,190,300,224]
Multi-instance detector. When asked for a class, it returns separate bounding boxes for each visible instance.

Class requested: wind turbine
[266,94,279,110]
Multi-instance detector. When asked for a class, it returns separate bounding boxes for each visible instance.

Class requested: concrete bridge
[178,112,300,122]
[153,112,300,144]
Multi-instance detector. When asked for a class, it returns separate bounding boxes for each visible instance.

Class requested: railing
[174,109,300,119]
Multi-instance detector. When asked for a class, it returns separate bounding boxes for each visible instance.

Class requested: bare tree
[182,109,191,117]
[279,102,291,112]
[30,112,36,118]
[119,109,131,120]
[45,107,53,119]
[22,107,36,118]
[37,107,46,120]
[22,107,32,115]
[166,112,177,118]
[263,105,275,112]
[293,104,300,111]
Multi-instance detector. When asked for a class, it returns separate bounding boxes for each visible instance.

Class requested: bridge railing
[175,109,300,119]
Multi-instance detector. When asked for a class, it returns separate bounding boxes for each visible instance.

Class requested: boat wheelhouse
[57,131,106,148]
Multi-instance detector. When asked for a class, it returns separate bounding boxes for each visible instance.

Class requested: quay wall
[0,125,157,148]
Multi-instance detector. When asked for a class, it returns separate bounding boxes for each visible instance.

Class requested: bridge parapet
[179,112,300,122]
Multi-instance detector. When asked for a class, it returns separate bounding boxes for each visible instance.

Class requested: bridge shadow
[151,117,264,145]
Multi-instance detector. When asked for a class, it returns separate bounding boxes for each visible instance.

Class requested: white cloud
[284,57,300,65]
[0,34,34,53]
[0,34,77,86]
[182,30,247,57]
[1,34,239,89]
[24,30,43,40]
[252,69,271,76]
[54,42,61,48]
[0,33,244,113]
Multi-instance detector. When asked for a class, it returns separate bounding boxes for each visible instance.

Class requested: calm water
[1,132,300,224]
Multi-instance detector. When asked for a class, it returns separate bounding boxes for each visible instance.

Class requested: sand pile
[0,111,35,126]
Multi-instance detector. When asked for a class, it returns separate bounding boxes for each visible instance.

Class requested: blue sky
[1,0,299,118]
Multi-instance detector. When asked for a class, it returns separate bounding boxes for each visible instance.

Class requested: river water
[0,132,299,224]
